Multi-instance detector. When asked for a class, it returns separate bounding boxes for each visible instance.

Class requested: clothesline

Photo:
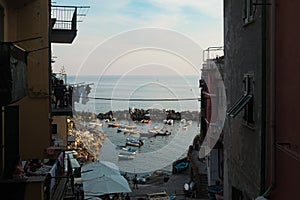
[76,96,201,101]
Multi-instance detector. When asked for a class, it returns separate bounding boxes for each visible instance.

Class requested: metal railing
[51,5,90,30]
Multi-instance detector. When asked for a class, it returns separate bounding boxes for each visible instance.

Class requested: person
[132,174,138,189]
[54,79,66,108]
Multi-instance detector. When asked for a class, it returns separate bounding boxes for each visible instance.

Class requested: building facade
[0,1,88,199]
[224,0,300,199]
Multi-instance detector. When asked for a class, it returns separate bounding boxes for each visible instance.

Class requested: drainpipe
[262,0,276,198]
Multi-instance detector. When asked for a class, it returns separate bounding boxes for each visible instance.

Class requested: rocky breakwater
[99,109,200,122]
[72,117,106,163]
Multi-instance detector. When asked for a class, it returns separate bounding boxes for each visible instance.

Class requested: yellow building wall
[0,0,50,159]
[52,116,67,148]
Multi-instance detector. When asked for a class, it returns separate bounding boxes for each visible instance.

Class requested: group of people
[52,78,72,109]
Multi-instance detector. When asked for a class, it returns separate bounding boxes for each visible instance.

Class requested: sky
[51,0,223,76]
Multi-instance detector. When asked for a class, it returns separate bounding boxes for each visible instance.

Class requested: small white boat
[118,127,140,134]
[119,147,137,155]
[154,130,171,137]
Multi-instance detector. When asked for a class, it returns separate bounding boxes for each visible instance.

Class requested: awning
[227,94,253,118]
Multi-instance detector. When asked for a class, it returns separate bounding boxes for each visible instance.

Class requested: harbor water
[97,119,199,174]
[69,75,201,174]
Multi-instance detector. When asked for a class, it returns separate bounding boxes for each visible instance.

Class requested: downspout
[48,0,53,145]
[263,0,276,197]
[260,0,267,194]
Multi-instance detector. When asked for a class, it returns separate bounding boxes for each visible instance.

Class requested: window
[243,0,254,25]
[227,74,254,124]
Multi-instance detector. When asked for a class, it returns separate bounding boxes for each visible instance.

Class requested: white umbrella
[83,174,132,196]
[81,161,120,180]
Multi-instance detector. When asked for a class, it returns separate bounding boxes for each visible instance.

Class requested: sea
[67,75,201,175]
[67,75,201,114]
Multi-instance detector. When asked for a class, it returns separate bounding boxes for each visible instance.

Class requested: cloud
[52,0,223,75]
[145,0,223,19]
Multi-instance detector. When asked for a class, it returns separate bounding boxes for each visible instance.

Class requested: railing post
[72,7,77,30]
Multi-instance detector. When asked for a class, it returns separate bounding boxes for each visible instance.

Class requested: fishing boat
[148,126,161,134]
[172,157,189,174]
[125,138,144,147]
[117,127,140,134]
[107,123,120,127]
[173,161,189,173]
[119,147,137,155]
[120,124,137,129]
[154,130,171,137]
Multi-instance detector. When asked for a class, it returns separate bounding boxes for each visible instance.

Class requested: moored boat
[107,123,120,127]
[125,138,144,147]
[154,130,171,137]
[119,147,137,155]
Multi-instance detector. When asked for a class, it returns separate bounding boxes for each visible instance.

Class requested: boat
[89,121,103,127]
[173,161,189,173]
[172,157,189,174]
[118,154,135,160]
[107,123,120,127]
[163,119,174,125]
[117,127,140,134]
[140,119,151,123]
[154,130,171,137]
[148,126,161,134]
[121,124,137,129]
[125,138,144,147]
[119,147,137,155]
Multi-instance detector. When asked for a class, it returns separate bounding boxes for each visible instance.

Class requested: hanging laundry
[81,85,90,105]
[72,86,81,103]
[86,85,91,95]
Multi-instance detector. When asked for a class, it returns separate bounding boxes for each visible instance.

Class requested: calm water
[69,75,201,174]
[67,75,200,114]
[97,119,199,174]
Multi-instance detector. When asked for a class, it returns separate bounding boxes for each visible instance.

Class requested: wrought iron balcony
[51,5,89,43]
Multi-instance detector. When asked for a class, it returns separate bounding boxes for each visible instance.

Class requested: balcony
[51,5,89,43]
[0,42,27,106]
[0,150,77,200]
[51,83,73,116]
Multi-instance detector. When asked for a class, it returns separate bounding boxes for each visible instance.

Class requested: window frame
[227,73,254,125]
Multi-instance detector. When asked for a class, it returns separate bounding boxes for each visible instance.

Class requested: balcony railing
[51,5,89,43]
[0,150,78,200]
